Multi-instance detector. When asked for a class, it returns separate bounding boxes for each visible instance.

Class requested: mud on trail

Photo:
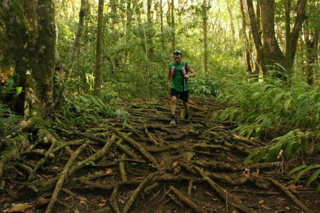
[1,96,319,213]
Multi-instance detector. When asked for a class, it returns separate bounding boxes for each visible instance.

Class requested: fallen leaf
[261,205,271,210]
[94,171,103,175]
[0,198,5,204]
[98,203,105,208]
[106,169,112,175]
[277,149,284,159]
[251,172,258,177]
[77,196,87,201]
[287,184,296,190]
[25,209,34,213]
[36,197,50,205]
[258,200,264,204]
[172,161,178,167]
[6,203,33,212]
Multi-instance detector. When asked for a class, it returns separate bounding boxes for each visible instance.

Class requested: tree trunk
[260,0,286,71]
[0,0,36,113]
[125,0,132,62]
[171,0,176,52]
[239,0,253,75]
[66,0,87,80]
[203,0,208,75]
[1,0,56,115]
[160,0,166,77]
[246,0,266,75]
[246,0,307,78]
[227,5,235,38]
[304,21,318,85]
[32,0,56,111]
[94,0,104,96]
[290,0,308,66]
[285,0,292,75]
[147,0,154,60]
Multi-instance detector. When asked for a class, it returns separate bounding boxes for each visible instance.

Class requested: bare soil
[0,96,319,213]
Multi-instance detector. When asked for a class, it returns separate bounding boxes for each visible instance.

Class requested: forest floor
[1,96,320,213]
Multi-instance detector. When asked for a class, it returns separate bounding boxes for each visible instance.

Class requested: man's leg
[182,91,189,120]
[183,101,189,115]
[170,89,178,124]
[170,96,177,117]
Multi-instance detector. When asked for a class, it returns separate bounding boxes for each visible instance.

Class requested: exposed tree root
[45,143,87,213]
[169,185,205,212]
[263,177,312,213]
[1,97,318,213]
[110,184,121,213]
[0,135,28,190]
[108,125,163,174]
[192,164,256,213]
[123,172,157,213]
[119,154,127,183]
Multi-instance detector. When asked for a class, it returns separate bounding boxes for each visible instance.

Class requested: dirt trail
[1,96,319,213]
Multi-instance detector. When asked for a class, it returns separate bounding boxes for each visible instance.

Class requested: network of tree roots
[1,96,319,213]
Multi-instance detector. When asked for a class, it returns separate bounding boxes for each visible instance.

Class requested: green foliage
[190,76,220,96]
[215,72,320,138]
[0,104,22,150]
[289,164,320,192]
[214,69,320,163]
[57,94,114,127]
[244,130,310,164]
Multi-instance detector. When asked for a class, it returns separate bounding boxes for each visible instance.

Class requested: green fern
[289,164,320,192]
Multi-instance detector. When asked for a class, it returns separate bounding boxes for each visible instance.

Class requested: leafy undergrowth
[0,97,319,213]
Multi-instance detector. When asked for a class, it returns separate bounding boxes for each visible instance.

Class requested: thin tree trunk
[239,0,253,75]
[305,21,318,85]
[160,0,166,77]
[94,0,104,96]
[171,0,176,52]
[285,0,292,75]
[290,0,308,65]
[125,0,132,62]
[246,0,266,75]
[227,5,235,38]
[66,0,87,80]
[203,0,208,75]
[147,0,154,60]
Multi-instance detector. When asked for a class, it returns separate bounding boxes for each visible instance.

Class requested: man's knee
[171,96,177,103]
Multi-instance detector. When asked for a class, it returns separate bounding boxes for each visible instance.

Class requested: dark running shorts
[171,89,189,103]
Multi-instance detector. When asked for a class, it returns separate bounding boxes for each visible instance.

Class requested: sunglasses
[173,50,182,54]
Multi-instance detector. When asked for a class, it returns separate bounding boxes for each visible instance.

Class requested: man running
[167,50,196,125]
